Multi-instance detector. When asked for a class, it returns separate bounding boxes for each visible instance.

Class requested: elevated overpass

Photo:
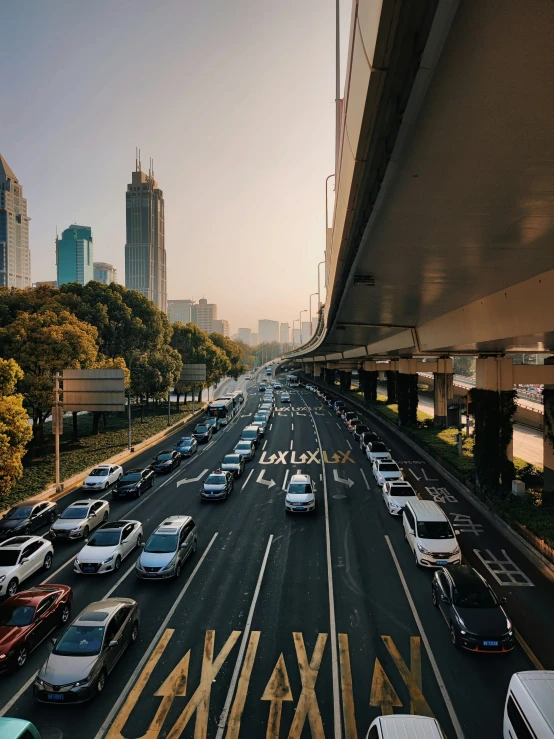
[288,0,554,490]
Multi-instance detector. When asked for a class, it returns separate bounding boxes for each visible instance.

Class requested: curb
[307,377,554,585]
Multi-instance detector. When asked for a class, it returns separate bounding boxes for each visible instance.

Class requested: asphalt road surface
[0,367,551,739]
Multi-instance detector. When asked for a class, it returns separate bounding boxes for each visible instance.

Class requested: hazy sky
[2,0,351,334]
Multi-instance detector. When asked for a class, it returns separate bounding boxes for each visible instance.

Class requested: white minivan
[403,500,461,568]
[503,671,554,738]
[366,715,445,738]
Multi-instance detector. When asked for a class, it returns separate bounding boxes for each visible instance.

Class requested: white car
[382,481,419,515]
[0,536,54,597]
[245,375,252,380]
[83,464,123,491]
[366,441,392,463]
[285,474,316,513]
[50,499,110,540]
[373,460,404,487]
[281,392,291,403]
[74,520,143,574]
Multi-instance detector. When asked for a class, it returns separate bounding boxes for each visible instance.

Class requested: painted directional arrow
[176,469,208,487]
[333,469,354,488]
[261,653,293,738]
[257,469,276,489]
[370,657,403,715]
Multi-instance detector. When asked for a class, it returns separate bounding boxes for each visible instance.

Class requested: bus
[230,389,245,405]
[288,375,299,387]
[207,398,235,425]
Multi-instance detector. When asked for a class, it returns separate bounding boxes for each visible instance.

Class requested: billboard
[179,364,207,384]
[62,369,126,412]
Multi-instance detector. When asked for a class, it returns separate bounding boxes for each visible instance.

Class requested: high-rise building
[125,156,167,312]
[212,319,230,337]
[168,299,193,325]
[301,321,312,343]
[93,262,117,284]
[0,153,31,288]
[191,298,217,333]
[56,225,94,286]
[238,328,251,345]
[250,333,258,346]
[280,323,290,345]
[292,328,301,345]
[258,319,279,344]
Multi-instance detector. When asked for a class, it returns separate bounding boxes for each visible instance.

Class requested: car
[0,585,73,671]
[241,425,261,447]
[274,383,282,390]
[285,474,316,513]
[0,501,59,538]
[432,564,514,652]
[366,441,391,463]
[270,381,277,387]
[259,385,266,392]
[346,417,360,432]
[366,716,445,739]
[403,500,461,568]
[151,450,182,473]
[202,470,234,501]
[382,481,419,515]
[83,465,123,491]
[251,420,266,437]
[136,516,197,580]
[50,500,110,541]
[327,398,336,408]
[281,392,291,403]
[74,521,143,575]
[343,411,357,426]
[205,417,220,434]
[113,468,155,499]
[360,430,380,452]
[0,537,54,597]
[174,436,198,457]
[259,403,273,418]
[353,424,369,442]
[245,375,252,380]
[34,598,140,703]
[234,440,255,461]
[221,454,245,478]
[373,460,404,487]
[192,424,213,444]
[0,718,42,738]
[334,401,345,415]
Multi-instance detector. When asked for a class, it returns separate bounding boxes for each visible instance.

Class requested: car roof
[388,481,413,488]
[90,464,110,470]
[125,468,146,474]
[0,535,43,549]
[512,672,554,730]
[97,520,137,531]
[375,715,444,738]
[445,563,483,588]
[155,515,192,533]
[407,499,446,521]
[5,586,65,606]
[71,499,96,506]
[76,598,135,624]
[290,474,311,483]
[377,460,399,466]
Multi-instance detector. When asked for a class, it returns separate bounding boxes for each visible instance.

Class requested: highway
[0,366,552,738]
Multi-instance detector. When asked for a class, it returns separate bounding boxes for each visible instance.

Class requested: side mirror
[454,530,461,536]
[108,640,118,648]
[139,542,145,547]
[19,558,29,565]
[84,538,89,543]
[440,594,450,604]
[50,637,58,647]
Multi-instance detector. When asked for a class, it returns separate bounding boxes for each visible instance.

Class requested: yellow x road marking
[288,632,327,738]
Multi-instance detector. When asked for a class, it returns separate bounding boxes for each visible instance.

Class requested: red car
[0,584,72,671]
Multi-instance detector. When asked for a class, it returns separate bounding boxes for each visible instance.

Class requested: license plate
[83,565,95,572]
[483,640,499,647]
[145,572,158,577]
[294,507,305,511]
[47,693,65,701]
[435,560,449,565]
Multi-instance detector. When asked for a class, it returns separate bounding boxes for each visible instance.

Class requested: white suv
[0,536,54,597]
[285,474,316,513]
[403,500,461,568]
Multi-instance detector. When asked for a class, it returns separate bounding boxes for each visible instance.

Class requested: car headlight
[389,500,401,508]
[135,558,144,570]
[102,555,114,564]
[74,674,93,687]
[0,654,6,660]
[161,558,176,571]
[0,576,5,583]
[452,546,460,555]
[417,544,433,555]
[35,678,45,687]
[74,558,80,565]
[506,619,512,630]
[71,526,82,533]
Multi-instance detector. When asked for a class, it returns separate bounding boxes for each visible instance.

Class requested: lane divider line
[283,469,290,491]
[241,469,254,491]
[346,439,352,450]
[360,469,370,491]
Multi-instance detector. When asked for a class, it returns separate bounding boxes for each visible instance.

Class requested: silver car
[34,598,139,703]
[135,516,197,580]
[221,454,245,478]
[234,440,255,461]
[50,500,110,541]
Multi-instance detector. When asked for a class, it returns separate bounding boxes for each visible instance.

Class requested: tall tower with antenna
[124,149,167,312]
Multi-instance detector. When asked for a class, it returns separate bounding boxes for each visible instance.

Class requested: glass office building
[56,225,94,286]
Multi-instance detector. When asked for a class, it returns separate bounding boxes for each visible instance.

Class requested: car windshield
[453,581,498,608]
[0,550,20,566]
[90,468,109,477]
[356,426,369,433]
[379,463,399,473]
[206,475,226,484]
[157,453,173,461]
[371,443,388,453]
[206,418,217,425]
[223,455,240,464]
[242,431,256,439]
[4,507,32,520]
[195,426,208,433]
[87,531,121,547]
[0,604,36,626]
[61,507,88,519]
[289,483,310,495]
[417,521,454,539]
[144,533,178,553]
[122,473,141,482]
[54,625,105,656]
[180,437,193,444]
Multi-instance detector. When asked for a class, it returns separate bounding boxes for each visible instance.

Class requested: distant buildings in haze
[212,319,229,337]
[258,319,279,344]
[238,328,251,345]
[56,224,94,287]
[250,332,258,346]
[168,299,193,325]
[0,153,31,288]
[280,323,290,345]
[93,262,117,284]
[192,298,217,333]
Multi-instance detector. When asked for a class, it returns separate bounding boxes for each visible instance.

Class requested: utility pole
[168,390,171,427]
[54,373,62,492]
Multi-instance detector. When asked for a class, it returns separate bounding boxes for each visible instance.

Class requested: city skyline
[0,153,31,288]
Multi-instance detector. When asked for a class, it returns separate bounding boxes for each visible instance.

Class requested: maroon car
[0,584,73,671]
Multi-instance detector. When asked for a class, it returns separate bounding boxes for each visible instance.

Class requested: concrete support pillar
[543,357,554,496]
[361,360,378,403]
[386,361,398,404]
[313,362,324,380]
[397,358,418,426]
[433,357,454,428]
[339,370,352,391]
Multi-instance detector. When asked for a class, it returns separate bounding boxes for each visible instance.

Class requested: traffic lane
[305,392,459,738]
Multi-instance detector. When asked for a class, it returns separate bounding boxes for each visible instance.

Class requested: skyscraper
[93,262,117,284]
[191,298,217,333]
[238,328,251,345]
[125,154,167,312]
[258,320,279,344]
[280,323,290,345]
[168,299,193,325]
[0,153,31,288]
[301,321,312,343]
[250,333,258,346]
[212,319,230,337]
[56,225,94,286]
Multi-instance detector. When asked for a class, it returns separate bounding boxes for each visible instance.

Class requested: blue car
[0,718,41,738]
[205,417,220,434]
[175,436,198,456]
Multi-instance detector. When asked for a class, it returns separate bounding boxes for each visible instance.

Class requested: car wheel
[43,553,53,571]
[49,511,57,524]
[83,526,90,539]
[175,562,182,578]
[136,533,142,548]
[96,670,107,694]
[135,487,141,498]
[60,603,71,624]
[191,538,197,555]
[432,587,439,608]
[103,511,109,522]
[114,555,122,572]
[7,579,18,598]
[16,645,28,669]
[131,621,139,643]
[104,482,109,491]
[450,624,460,648]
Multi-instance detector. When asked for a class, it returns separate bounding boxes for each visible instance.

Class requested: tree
[0,358,32,497]
[234,339,255,369]
[209,333,246,379]
[171,323,230,398]
[453,356,475,377]
[0,309,99,444]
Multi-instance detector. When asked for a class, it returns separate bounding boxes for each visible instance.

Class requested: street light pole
[293,319,299,348]
[299,310,307,344]
[317,260,325,307]
[309,293,318,338]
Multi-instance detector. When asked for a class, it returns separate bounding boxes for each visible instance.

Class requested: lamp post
[309,292,318,338]
[299,310,307,344]
[318,260,325,307]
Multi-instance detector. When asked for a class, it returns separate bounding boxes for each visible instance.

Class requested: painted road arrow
[176,469,208,487]
[370,657,403,715]
[333,469,354,488]
[261,654,293,737]
[257,469,276,489]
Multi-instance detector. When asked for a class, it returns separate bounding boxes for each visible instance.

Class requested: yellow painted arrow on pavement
[261,653,293,739]
[370,658,403,715]
[139,650,190,739]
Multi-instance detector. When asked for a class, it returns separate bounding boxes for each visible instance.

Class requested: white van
[366,715,445,738]
[503,671,554,738]
[402,500,461,568]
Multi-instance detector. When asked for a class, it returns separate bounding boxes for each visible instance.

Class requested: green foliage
[171,322,230,389]
[0,358,33,498]
[453,356,475,377]
[472,388,517,493]
[209,333,245,379]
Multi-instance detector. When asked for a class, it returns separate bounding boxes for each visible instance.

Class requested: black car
[353,424,370,441]
[334,402,345,415]
[205,417,220,434]
[360,430,380,451]
[0,501,58,538]
[432,564,514,653]
[201,470,234,501]
[193,424,213,443]
[113,468,155,499]
[151,450,182,473]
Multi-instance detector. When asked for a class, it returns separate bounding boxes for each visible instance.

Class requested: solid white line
[102,550,142,599]
[216,535,273,737]
[360,469,370,490]
[384,535,465,739]
[336,422,341,430]
[0,671,36,717]
[262,440,267,450]
[282,469,289,491]
[241,469,254,491]
[291,423,294,431]
[346,439,352,450]
[269,423,273,431]
[302,396,342,738]
[94,533,219,739]
[290,440,293,450]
